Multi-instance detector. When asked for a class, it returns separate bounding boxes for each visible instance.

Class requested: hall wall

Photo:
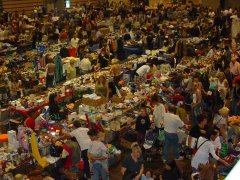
[226,0,240,8]
[53,0,98,11]
[2,0,43,14]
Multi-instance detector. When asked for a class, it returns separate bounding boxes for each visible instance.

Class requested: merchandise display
[0,0,240,180]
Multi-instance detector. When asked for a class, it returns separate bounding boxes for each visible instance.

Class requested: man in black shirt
[135,108,151,146]
[188,114,208,148]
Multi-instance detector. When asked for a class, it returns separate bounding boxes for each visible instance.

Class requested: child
[141,171,154,180]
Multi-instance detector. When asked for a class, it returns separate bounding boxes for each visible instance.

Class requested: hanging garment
[53,55,64,83]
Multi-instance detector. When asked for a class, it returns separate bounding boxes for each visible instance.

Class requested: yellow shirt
[67,65,76,80]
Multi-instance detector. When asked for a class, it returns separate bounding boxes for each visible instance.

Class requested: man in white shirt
[152,95,165,129]
[230,56,240,77]
[162,104,185,162]
[70,34,79,48]
[96,29,102,39]
[206,46,217,59]
[136,64,150,79]
[80,57,92,73]
[66,120,91,179]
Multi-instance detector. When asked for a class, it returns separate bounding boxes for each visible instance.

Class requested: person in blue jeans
[162,104,188,162]
[163,131,179,161]
[87,129,109,180]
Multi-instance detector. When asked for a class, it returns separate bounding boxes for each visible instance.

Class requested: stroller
[143,128,158,162]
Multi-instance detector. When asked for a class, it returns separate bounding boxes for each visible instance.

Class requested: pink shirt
[230,61,240,76]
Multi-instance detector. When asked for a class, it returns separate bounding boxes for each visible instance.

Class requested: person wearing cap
[214,107,230,142]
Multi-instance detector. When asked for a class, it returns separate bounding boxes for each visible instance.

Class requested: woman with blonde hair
[217,72,229,103]
[214,106,230,143]
[95,75,109,99]
[109,58,122,86]
[66,59,76,80]
[121,143,144,180]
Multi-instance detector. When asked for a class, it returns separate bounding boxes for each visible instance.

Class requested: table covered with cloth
[11,92,73,118]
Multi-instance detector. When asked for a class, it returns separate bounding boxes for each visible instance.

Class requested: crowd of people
[1,0,240,180]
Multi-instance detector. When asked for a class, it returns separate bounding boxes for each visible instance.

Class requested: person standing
[70,34,79,49]
[95,75,110,99]
[214,107,229,143]
[191,129,229,172]
[191,82,202,125]
[109,59,122,87]
[162,104,187,162]
[66,59,76,80]
[45,58,56,88]
[151,95,165,131]
[230,56,240,78]
[79,56,92,74]
[135,108,151,147]
[87,129,109,180]
[65,137,81,173]
[187,114,208,148]
[65,121,91,179]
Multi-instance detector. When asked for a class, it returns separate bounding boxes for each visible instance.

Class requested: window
[66,0,70,8]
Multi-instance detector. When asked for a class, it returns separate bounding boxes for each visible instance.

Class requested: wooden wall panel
[2,0,43,14]
[70,0,98,7]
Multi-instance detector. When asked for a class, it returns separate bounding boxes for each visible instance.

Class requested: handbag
[158,127,165,142]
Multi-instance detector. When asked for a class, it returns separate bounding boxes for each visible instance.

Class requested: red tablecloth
[68,48,76,57]
[11,92,73,117]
